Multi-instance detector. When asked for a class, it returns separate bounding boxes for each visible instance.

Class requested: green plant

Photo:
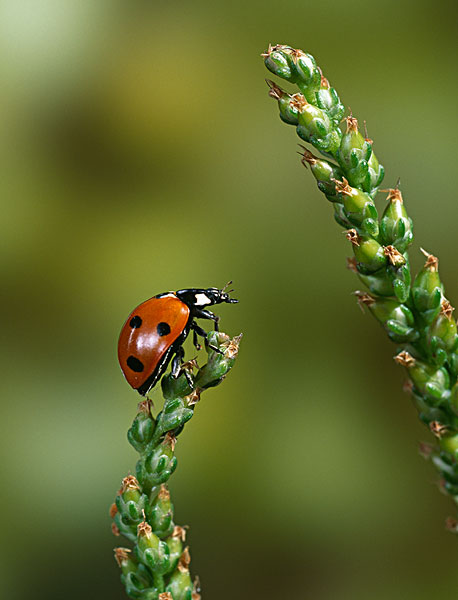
[111,331,242,598]
[262,43,458,533]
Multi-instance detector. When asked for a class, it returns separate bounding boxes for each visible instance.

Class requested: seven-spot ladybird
[118,284,238,395]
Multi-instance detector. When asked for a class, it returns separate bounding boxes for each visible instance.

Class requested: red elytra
[118,294,190,394]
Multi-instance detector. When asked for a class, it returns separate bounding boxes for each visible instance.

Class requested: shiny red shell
[118,294,190,391]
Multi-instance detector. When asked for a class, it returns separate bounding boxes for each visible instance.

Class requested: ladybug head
[205,282,238,305]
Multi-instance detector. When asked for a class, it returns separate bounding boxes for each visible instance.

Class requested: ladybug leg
[171,350,182,379]
[171,347,194,387]
[191,321,224,355]
[182,368,194,388]
[192,329,202,351]
[194,308,220,331]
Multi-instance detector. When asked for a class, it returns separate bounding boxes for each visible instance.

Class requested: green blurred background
[1,1,457,598]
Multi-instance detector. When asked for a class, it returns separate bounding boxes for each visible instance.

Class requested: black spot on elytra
[157,322,171,336]
[129,316,142,328]
[127,355,144,372]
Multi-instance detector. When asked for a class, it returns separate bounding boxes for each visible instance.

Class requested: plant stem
[263,43,458,533]
[112,331,242,598]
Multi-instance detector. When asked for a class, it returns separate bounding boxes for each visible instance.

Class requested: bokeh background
[1,1,457,598]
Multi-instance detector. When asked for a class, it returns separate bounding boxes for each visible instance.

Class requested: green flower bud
[449,353,458,381]
[165,549,194,600]
[292,50,322,101]
[431,454,458,494]
[440,434,458,463]
[383,247,411,303]
[266,80,300,125]
[335,179,379,238]
[299,147,344,201]
[148,485,175,538]
[410,387,451,426]
[115,548,156,600]
[426,300,458,366]
[156,397,194,437]
[128,400,156,453]
[294,95,342,154]
[394,351,450,406]
[264,45,323,100]
[448,382,458,419]
[366,143,384,195]
[115,547,139,578]
[356,293,418,343]
[136,521,171,575]
[195,332,242,389]
[137,434,178,493]
[164,527,185,574]
[333,203,353,229]
[412,249,443,324]
[379,189,413,252]
[346,230,387,274]
[263,44,297,82]
[337,116,372,189]
[315,75,344,125]
[350,261,393,296]
[116,476,148,523]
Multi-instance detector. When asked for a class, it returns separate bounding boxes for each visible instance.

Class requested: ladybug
[118,284,238,395]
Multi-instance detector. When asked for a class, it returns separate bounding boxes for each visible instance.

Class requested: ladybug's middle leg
[192,329,202,351]
[171,347,194,387]
[191,321,224,355]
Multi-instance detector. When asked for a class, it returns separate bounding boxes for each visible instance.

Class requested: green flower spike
[112,331,241,597]
[263,43,457,532]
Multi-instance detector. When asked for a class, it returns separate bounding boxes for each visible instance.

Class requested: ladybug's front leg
[194,308,220,331]
[191,321,224,355]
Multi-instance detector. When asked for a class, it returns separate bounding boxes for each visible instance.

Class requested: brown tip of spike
[290,93,307,111]
[394,351,416,368]
[384,245,405,267]
[354,291,375,311]
[380,188,403,203]
[346,257,358,273]
[420,248,439,272]
[121,475,140,493]
[440,299,454,320]
[298,144,318,166]
[346,115,359,133]
[178,547,191,572]
[445,517,458,533]
[114,547,131,567]
[333,177,352,196]
[344,229,361,246]
[429,421,449,439]
[265,79,286,100]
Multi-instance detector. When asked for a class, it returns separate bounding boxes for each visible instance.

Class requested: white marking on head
[195,293,211,306]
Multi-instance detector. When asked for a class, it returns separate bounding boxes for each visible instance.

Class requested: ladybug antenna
[221,281,238,303]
